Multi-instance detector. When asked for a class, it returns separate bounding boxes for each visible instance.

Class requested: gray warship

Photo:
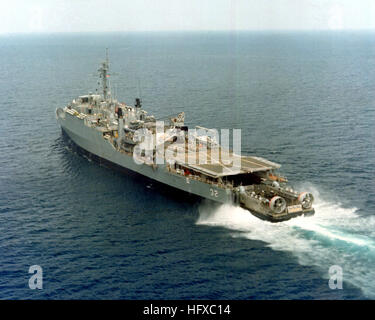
[56,53,315,222]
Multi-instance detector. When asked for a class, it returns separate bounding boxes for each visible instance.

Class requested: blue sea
[0,31,374,299]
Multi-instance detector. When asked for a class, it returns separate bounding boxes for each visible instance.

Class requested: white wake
[196,185,375,298]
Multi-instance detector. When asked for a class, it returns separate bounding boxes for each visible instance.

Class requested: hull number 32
[210,188,218,198]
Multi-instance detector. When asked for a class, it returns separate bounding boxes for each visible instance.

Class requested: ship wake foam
[196,185,375,298]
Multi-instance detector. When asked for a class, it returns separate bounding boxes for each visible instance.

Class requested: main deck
[171,145,280,178]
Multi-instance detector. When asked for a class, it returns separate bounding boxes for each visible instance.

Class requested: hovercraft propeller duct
[269,196,287,214]
[298,192,314,209]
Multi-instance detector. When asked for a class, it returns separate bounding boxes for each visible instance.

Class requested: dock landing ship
[56,54,314,222]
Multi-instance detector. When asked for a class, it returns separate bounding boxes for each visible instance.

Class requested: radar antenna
[98,48,110,101]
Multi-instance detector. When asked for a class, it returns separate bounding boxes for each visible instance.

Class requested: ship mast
[98,49,110,101]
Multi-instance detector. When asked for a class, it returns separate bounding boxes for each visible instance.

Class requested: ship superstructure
[56,53,315,222]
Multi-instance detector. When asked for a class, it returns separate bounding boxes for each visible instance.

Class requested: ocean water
[0,31,374,299]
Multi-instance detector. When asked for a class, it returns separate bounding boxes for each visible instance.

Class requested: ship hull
[57,112,234,204]
[60,128,202,202]
[57,111,314,222]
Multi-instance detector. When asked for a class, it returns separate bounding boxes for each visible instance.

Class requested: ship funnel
[135,98,142,108]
